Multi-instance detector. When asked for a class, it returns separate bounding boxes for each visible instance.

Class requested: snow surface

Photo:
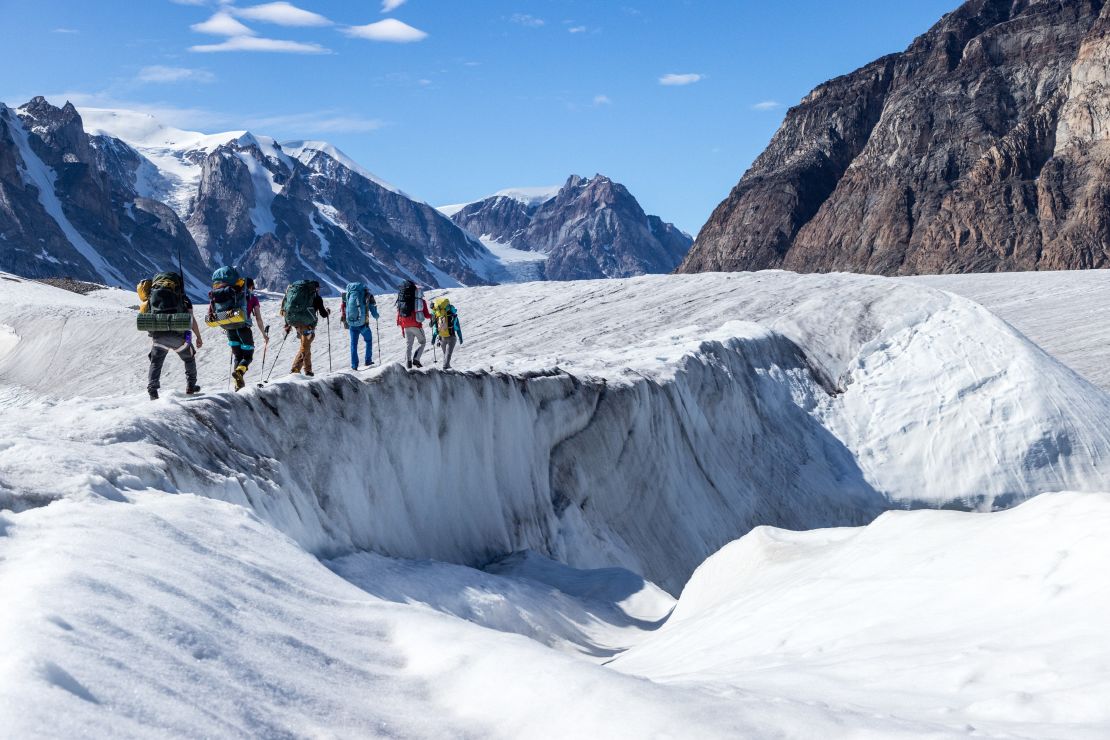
[437,184,560,217]
[2,269,1110,736]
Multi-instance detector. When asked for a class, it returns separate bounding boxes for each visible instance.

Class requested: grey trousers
[405,326,426,364]
[440,336,458,369]
[148,333,197,392]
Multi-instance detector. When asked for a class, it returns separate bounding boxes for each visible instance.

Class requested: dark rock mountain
[680,0,1110,276]
[449,175,692,281]
[0,99,207,291]
[0,98,495,294]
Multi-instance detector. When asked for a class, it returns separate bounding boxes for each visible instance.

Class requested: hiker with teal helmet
[206,266,268,391]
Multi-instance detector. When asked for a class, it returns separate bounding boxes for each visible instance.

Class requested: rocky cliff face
[0,99,206,290]
[450,175,692,281]
[680,0,1110,276]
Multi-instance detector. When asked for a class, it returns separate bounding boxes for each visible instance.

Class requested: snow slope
[613,491,1110,739]
[437,184,560,217]
[3,269,1110,736]
[910,269,1110,392]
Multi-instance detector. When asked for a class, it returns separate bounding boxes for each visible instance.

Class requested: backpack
[283,280,319,326]
[136,279,153,313]
[149,272,185,314]
[396,280,416,318]
[432,297,455,338]
[345,282,369,326]
[136,272,192,332]
[206,266,249,329]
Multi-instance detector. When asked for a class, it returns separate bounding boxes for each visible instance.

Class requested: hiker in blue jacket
[340,282,379,370]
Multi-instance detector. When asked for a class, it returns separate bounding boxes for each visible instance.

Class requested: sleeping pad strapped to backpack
[136,272,193,332]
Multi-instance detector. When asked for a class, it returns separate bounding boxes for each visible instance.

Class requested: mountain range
[681,0,1110,276]
[0,98,690,295]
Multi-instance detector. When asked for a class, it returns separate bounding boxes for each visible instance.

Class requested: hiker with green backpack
[281,280,330,377]
[340,282,379,370]
[137,271,203,400]
[206,266,268,391]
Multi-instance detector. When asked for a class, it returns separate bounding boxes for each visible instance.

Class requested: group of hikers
[136,268,463,400]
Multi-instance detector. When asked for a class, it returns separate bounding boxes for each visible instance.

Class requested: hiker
[138,271,202,400]
[430,296,463,370]
[207,266,268,391]
[395,279,430,369]
[281,280,330,377]
[340,281,379,370]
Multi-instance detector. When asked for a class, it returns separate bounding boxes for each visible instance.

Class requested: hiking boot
[412,359,423,368]
[232,365,247,391]
[305,371,314,377]
[148,389,159,401]
[186,385,202,395]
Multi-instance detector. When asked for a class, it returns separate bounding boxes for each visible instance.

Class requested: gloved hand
[341,318,348,329]
[284,325,292,336]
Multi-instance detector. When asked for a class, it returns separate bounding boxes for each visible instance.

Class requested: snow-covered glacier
[2,270,1109,737]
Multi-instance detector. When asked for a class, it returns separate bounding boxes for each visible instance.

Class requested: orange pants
[290,324,316,373]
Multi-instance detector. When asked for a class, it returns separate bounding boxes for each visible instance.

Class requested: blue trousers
[349,324,373,368]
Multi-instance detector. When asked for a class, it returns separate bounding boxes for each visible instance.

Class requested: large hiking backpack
[345,282,369,327]
[206,266,249,329]
[283,280,319,326]
[432,297,454,338]
[396,280,417,318]
[136,272,192,332]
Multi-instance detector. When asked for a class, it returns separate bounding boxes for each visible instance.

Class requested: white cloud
[381,0,408,12]
[568,26,587,33]
[233,2,331,27]
[192,11,256,36]
[190,36,330,53]
[510,14,545,27]
[659,73,703,86]
[751,100,782,111]
[52,27,79,34]
[170,0,208,5]
[343,19,427,42]
[593,94,611,106]
[138,65,216,83]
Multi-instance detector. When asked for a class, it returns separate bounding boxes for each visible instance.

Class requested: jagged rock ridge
[680,0,1110,276]
[448,175,692,281]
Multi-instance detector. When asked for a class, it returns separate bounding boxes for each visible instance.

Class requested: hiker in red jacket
[395,280,430,369]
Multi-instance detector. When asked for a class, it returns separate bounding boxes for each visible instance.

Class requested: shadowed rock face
[680,0,1110,276]
[0,98,206,288]
[451,175,692,280]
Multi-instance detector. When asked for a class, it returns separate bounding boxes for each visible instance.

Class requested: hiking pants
[225,326,255,369]
[148,333,197,392]
[291,324,317,373]
[404,326,426,365]
[440,335,458,370]
[348,324,373,368]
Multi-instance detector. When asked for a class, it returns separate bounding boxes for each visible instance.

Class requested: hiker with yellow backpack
[430,296,463,370]
[206,266,268,391]
[136,271,203,400]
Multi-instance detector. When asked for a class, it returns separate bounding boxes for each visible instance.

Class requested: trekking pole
[263,330,290,383]
[256,325,270,384]
[433,334,438,365]
[327,312,333,372]
[227,348,234,391]
[376,317,381,365]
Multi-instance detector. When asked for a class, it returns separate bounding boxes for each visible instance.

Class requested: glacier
[1,269,1109,737]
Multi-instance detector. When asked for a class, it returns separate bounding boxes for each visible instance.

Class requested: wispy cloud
[233,2,332,27]
[170,0,208,5]
[568,26,587,33]
[510,13,545,28]
[751,100,782,111]
[381,0,408,12]
[52,27,79,34]
[138,65,216,84]
[593,94,612,106]
[190,36,330,53]
[245,111,386,134]
[659,73,703,86]
[191,11,256,36]
[343,19,427,43]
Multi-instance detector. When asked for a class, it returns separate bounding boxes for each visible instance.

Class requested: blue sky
[1,0,961,233]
